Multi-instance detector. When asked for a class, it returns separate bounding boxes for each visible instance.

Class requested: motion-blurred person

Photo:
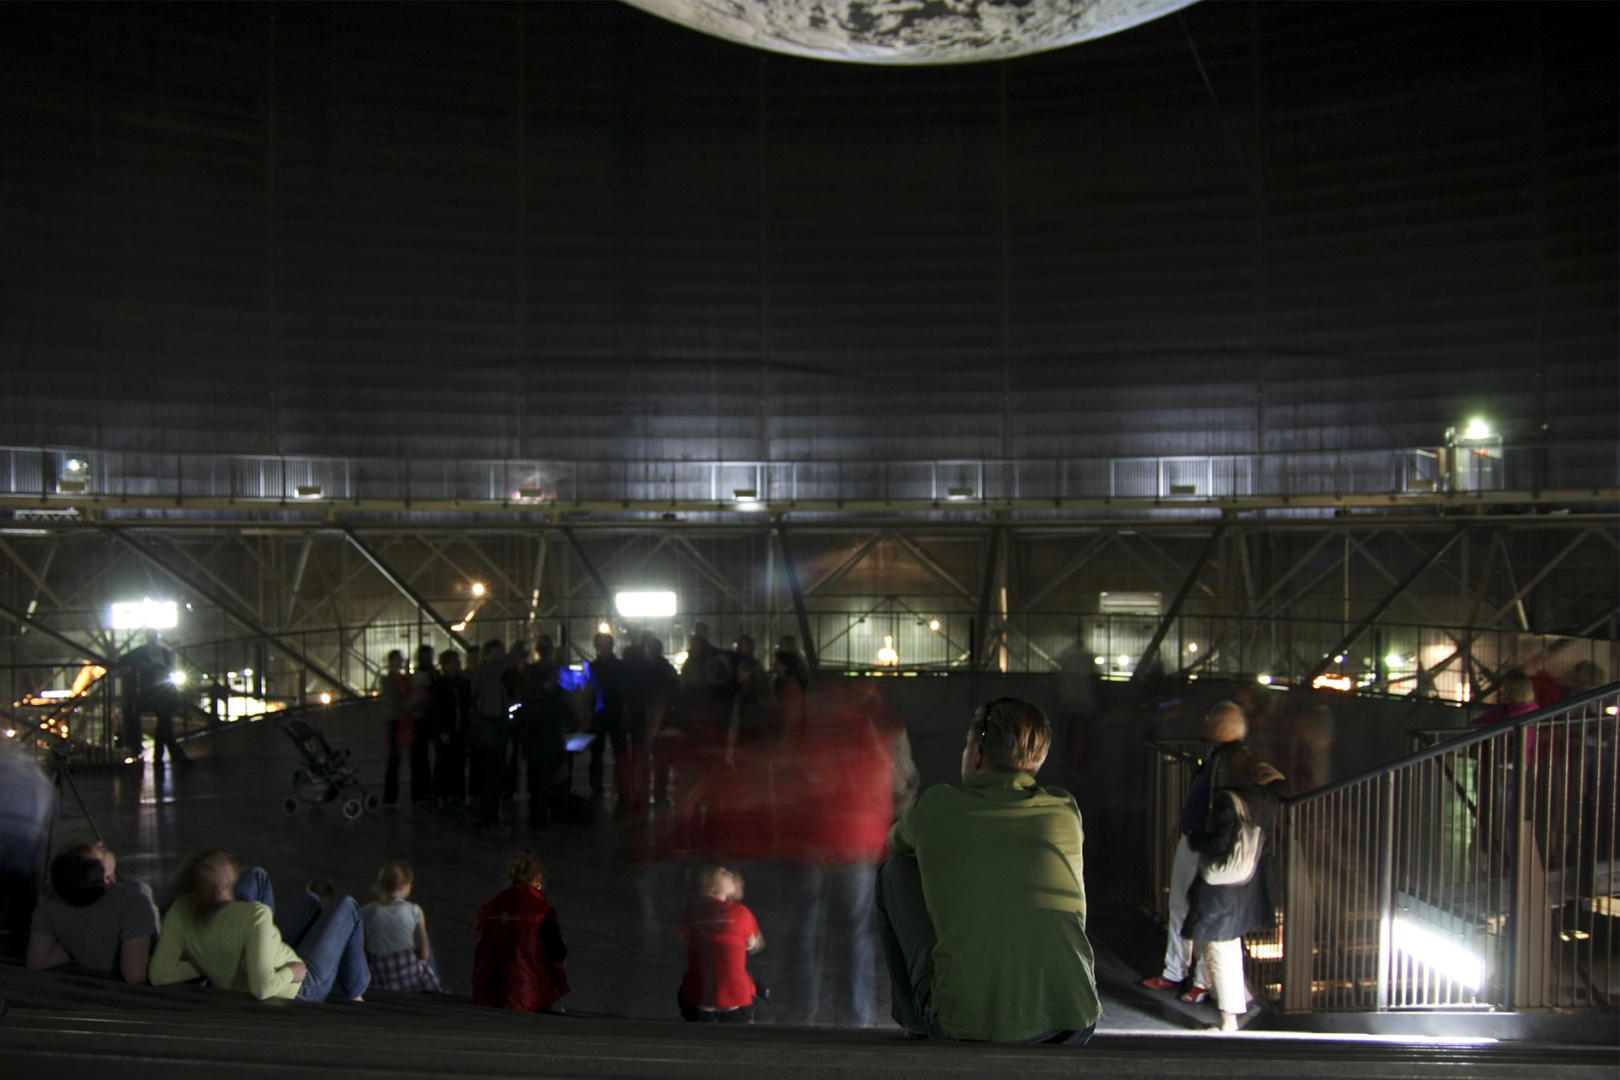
[520,643,571,831]
[0,737,52,959]
[777,635,810,685]
[151,849,368,1002]
[774,681,915,1027]
[1560,660,1606,697]
[587,632,630,806]
[428,649,471,809]
[1474,670,1540,728]
[1279,705,1334,796]
[469,639,528,830]
[877,697,1101,1044]
[678,865,764,1023]
[27,841,159,983]
[474,850,569,1014]
[772,650,806,741]
[122,629,188,766]
[378,649,411,805]
[408,644,436,805]
[361,859,440,992]
[501,646,530,798]
[1182,745,1287,1032]
[1142,701,1245,1001]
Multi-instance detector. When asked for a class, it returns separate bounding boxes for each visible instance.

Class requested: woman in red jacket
[473,850,569,1013]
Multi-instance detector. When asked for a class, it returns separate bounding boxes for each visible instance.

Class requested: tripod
[43,737,102,861]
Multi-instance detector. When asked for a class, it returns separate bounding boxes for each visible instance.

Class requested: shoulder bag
[1199,791,1263,886]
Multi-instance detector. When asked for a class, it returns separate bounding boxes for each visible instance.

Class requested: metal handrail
[1288,682,1620,804]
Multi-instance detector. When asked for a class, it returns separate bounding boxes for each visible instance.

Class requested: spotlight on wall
[471,582,486,597]
[110,598,179,630]
[319,692,332,705]
[928,619,941,632]
[615,590,677,618]
[1187,642,1199,653]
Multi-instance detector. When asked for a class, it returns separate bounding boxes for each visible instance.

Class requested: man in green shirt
[877,696,1101,1044]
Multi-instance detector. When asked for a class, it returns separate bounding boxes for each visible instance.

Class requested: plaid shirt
[367,948,440,993]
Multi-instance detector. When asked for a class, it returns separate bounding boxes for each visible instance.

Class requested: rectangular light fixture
[294,485,323,499]
[946,486,974,500]
[110,598,179,630]
[615,590,677,618]
[732,488,758,502]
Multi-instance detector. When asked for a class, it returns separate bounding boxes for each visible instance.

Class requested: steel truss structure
[3,492,1615,743]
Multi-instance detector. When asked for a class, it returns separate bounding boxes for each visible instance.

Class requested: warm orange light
[1312,674,1354,692]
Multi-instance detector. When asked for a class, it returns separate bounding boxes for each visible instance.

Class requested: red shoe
[1180,986,1209,1004]
[1141,976,1180,991]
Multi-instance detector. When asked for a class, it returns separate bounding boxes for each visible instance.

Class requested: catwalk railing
[3,441,1615,509]
[1146,684,1620,1013]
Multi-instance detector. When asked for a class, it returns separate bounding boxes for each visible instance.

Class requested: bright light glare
[65,458,86,473]
[319,692,332,705]
[1463,419,1491,440]
[597,622,613,634]
[1333,654,1346,664]
[1393,917,1485,990]
[110,598,179,630]
[168,671,186,686]
[928,619,941,632]
[1313,673,1354,691]
[242,668,253,677]
[471,582,486,597]
[1094,655,1106,665]
[1187,642,1199,653]
[450,622,467,632]
[615,591,677,618]
[1385,653,1404,667]
[1257,674,1273,685]
[876,635,898,666]
[1117,655,1131,665]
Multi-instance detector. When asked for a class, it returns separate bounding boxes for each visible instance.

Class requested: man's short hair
[594,631,614,653]
[50,843,107,908]
[1204,701,1247,744]
[482,638,505,658]
[973,696,1051,774]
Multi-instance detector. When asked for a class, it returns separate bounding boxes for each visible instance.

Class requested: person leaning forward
[875,696,1101,1045]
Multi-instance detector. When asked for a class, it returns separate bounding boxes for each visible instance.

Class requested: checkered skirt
[366,948,442,993]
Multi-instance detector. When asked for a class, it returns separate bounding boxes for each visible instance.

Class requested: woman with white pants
[1181,744,1286,1032]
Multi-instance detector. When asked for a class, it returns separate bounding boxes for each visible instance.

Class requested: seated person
[876,696,1101,1045]
[360,859,440,992]
[473,850,569,1013]
[149,849,369,1002]
[678,865,764,1023]
[27,840,159,983]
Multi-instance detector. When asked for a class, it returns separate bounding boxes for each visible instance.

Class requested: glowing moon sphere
[622,0,1199,65]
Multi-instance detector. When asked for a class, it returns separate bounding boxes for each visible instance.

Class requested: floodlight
[1392,916,1484,990]
[1385,653,1404,667]
[1187,642,1199,653]
[1257,674,1273,685]
[1463,419,1491,440]
[65,458,87,474]
[597,621,613,634]
[928,619,941,632]
[110,598,179,630]
[168,671,186,686]
[615,591,677,618]
[319,692,332,705]
[471,582,486,597]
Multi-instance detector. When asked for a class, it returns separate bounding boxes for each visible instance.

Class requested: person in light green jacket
[150,849,368,1002]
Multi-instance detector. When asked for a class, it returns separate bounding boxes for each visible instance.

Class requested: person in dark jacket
[429,650,471,808]
[1181,744,1286,1032]
[473,850,569,1013]
[520,645,572,831]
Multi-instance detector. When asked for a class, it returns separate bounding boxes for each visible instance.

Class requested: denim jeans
[233,866,369,1002]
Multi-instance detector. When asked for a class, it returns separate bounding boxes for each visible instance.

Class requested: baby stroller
[276,713,380,820]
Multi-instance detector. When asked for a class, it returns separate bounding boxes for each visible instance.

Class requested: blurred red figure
[678,865,764,1023]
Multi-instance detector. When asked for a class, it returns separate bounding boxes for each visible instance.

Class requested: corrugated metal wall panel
[1,2,1613,467]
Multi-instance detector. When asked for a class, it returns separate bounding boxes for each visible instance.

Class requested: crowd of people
[20,692,1154,1043]
[372,624,819,834]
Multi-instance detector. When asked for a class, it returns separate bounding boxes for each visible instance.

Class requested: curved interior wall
[1,2,1615,465]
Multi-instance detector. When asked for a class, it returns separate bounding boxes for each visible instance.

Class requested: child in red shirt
[678,865,764,1023]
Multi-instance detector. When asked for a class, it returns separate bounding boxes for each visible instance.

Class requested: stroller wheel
[341,797,364,820]
[364,793,381,813]
[282,797,300,815]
